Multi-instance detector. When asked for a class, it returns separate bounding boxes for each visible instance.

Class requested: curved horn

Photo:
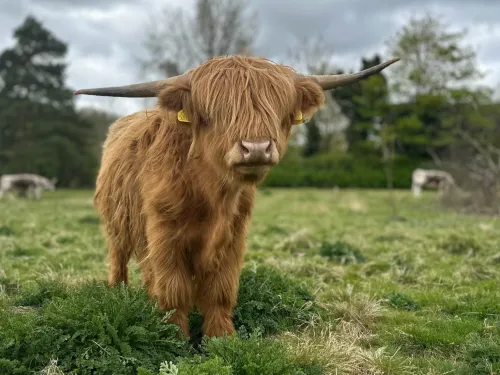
[305,57,400,90]
[73,74,189,97]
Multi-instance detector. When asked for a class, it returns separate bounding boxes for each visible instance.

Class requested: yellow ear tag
[177,109,190,123]
[293,111,303,124]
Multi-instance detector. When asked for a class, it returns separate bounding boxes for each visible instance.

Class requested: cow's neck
[191,158,246,213]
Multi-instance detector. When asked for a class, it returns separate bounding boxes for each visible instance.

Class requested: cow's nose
[239,140,273,164]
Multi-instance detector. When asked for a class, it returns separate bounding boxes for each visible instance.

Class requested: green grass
[1,188,499,374]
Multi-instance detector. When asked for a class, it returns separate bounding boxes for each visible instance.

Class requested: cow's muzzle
[225,138,279,179]
[238,140,273,165]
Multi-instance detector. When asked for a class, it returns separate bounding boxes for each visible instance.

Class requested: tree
[302,120,322,158]
[384,12,493,160]
[0,15,98,187]
[386,11,484,100]
[333,54,391,153]
[351,70,403,217]
[78,107,120,163]
[138,0,258,79]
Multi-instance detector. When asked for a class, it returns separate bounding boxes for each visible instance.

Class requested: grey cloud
[31,0,142,10]
[252,0,500,58]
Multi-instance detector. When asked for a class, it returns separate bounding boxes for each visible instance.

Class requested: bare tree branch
[137,0,258,79]
[457,129,497,172]
[439,128,500,216]
[426,146,443,167]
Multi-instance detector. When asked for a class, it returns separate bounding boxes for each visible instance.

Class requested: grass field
[1,188,499,374]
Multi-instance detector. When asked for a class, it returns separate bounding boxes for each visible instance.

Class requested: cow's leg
[437,181,448,197]
[146,215,193,338]
[195,215,249,338]
[108,247,132,286]
[139,257,155,295]
[24,187,33,199]
[195,247,244,337]
[33,186,42,200]
[412,182,421,197]
[195,258,243,337]
[137,238,155,296]
[7,189,17,200]
[107,232,133,287]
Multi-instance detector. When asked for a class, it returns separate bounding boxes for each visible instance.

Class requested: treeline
[263,151,419,189]
[1,12,499,189]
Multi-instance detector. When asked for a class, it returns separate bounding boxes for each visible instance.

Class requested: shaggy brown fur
[94,56,325,338]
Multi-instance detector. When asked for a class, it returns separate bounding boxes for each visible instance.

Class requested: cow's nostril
[238,140,274,164]
[264,141,272,155]
[240,142,250,156]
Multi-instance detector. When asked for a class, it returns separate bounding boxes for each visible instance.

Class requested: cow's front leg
[195,259,241,337]
[412,182,422,197]
[195,225,246,337]
[146,215,193,338]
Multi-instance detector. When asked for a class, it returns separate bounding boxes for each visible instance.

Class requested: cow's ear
[158,83,202,127]
[294,78,325,122]
[157,81,200,158]
[158,83,191,113]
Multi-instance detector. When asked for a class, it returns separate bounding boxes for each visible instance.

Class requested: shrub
[0,281,190,375]
[0,265,325,374]
[176,331,323,375]
[233,265,323,335]
[13,279,70,307]
[319,240,366,264]
[384,292,420,311]
[261,151,420,188]
[0,226,15,236]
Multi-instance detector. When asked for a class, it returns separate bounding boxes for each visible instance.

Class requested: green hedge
[262,152,420,189]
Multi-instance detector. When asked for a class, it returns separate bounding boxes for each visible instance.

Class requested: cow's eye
[198,115,209,126]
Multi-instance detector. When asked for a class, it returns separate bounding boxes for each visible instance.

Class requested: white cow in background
[0,173,57,200]
[411,168,455,197]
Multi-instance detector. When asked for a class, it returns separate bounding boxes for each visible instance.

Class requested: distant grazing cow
[411,168,455,197]
[74,54,400,338]
[0,173,57,200]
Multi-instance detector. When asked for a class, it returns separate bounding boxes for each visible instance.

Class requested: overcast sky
[1,0,499,115]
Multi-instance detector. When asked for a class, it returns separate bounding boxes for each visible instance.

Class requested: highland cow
[411,168,456,197]
[75,55,399,338]
[0,173,57,200]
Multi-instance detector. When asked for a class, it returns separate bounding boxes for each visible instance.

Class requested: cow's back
[94,110,162,251]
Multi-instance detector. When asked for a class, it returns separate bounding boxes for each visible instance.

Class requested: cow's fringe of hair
[191,56,297,141]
